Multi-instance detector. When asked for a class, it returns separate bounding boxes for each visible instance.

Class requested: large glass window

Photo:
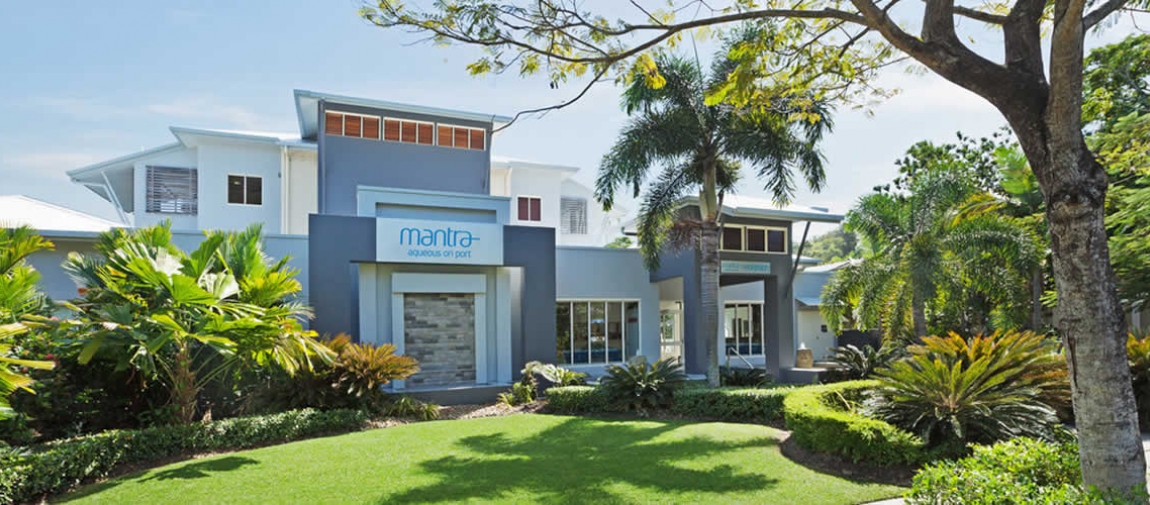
[724,302,765,356]
[556,300,640,365]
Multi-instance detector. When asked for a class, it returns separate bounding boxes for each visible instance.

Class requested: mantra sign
[721,260,771,275]
[376,218,503,265]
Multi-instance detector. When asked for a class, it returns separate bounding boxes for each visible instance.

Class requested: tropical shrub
[0,324,53,421]
[672,386,793,423]
[783,380,929,465]
[0,226,56,420]
[719,366,769,387]
[45,223,331,423]
[599,357,686,411]
[1127,332,1150,430]
[821,343,900,383]
[257,334,418,412]
[0,408,369,504]
[866,331,1067,452]
[380,396,440,421]
[544,386,612,414]
[497,382,537,407]
[524,361,587,388]
[907,433,1142,504]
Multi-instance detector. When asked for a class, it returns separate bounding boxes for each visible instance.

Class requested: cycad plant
[46,223,330,424]
[596,28,831,386]
[599,356,687,411]
[822,343,901,382]
[866,330,1068,452]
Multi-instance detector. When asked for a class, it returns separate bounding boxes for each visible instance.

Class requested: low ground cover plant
[907,432,1143,504]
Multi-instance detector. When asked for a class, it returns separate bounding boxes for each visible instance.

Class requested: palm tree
[822,170,1041,341]
[596,33,832,387]
[0,225,56,419]
[53,222,330,423]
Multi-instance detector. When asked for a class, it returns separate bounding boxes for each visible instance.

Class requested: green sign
[721,260,771,275]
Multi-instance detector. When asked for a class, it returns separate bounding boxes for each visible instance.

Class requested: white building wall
[196,142,283,232]
[558,179,618,247]
[283,149,318,235]
[506,167,563,230]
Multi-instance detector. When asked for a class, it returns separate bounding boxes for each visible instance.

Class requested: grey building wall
[318,101,492,216]
[503,226,557,375]
[25,237,98,302]
[649,247,703,374]
[556,246,661,373]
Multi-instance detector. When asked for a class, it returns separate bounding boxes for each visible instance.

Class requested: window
[145,166,197,215]
[556,301,640,364]
[324,112,486,151]
[517,196,541,222]
[324,112,381,139]
[227,175,262,205]
[724,302,764,356]
[437,123,486,150]
[560,197,587,235]
[720,225,788,253]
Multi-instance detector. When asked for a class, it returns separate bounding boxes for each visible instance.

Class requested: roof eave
[66,143,183,180]
[294,89,514,138]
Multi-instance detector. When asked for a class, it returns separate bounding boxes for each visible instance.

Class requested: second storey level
[67,90,624,246]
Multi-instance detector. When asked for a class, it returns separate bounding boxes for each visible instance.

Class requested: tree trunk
[911,290,928,340]
[1029,266,1044,331]
[1044,169,1146,492]
[170,342,199,424]
[700,221,721,388]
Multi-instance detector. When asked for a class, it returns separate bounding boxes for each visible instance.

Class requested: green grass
[60,414,904,504]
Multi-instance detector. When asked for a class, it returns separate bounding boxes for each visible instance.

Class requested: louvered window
[560,197,587,235]
[146,166,197,214]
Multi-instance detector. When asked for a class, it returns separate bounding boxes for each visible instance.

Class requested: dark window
[517,196,541,221]
[721,226,743,251]
[767,229,787,253]
[746,228,766,252]
[228,175,262,206]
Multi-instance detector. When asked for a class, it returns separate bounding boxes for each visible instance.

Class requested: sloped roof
[0,195,121,233]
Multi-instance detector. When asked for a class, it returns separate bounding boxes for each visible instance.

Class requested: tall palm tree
[822,170,1041,341]
[596,34,832,387]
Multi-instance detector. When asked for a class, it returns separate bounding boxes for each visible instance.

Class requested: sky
[0,1,1143,237]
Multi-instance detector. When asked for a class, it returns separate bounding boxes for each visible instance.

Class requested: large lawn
[61,414,904,504]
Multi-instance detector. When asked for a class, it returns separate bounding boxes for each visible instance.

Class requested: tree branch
[493,65,610,132]
[1084,0,1131,27]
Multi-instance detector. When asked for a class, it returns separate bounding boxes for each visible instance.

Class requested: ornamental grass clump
[866,330,1069,454]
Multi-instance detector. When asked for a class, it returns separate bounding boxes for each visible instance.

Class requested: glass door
[659,305,683,363]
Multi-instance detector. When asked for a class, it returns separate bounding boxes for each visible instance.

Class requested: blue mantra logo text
[399,227,479,248]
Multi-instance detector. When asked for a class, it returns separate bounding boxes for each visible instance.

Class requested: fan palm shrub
[599,356,687,411]
[46,223,330,424]
[1127,332,1150,430]
[0,226,56,419]
[866,330,1068,453]
[822,343,900,383]
[261,334,419,411]
[595,28,832,386]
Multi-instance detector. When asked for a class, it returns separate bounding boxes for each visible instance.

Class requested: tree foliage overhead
[802,226,859,263]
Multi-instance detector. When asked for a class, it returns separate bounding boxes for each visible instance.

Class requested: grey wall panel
[503,226,556,376]
[318,103,493,216]
[25,239,97,302]
[649,248,703,374]
[309,214,377,338]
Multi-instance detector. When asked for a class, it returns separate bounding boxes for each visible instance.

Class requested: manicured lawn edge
[782,380,930,466]
[0,409,370,504]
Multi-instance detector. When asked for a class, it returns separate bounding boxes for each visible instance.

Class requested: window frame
[145,165,198,215]
[556,299,641,366]
[324,111,382,140]
[516,195,543,222]
[723,301,766,357]
[560,196,588,235]
[720,224,789,254]
[436,122,486,151]
[226,174,264,207]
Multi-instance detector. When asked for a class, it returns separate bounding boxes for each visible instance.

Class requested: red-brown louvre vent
[384,119,401,141]
[453,128,470,149]
[325,112,343,136]
[401,121,418,143]
[469,129,485,150]
[437,125,454,147]
[344,115,362,138]
[417,123,434,145]
[363,117,380,139]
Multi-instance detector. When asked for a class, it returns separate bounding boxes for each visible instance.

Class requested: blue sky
[0,2,1140,235]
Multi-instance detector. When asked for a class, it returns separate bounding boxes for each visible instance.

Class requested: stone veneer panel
[404,293,476,387]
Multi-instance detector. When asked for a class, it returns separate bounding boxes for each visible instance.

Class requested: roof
[491,155,580,174]
[169,126,316,150]
[0,195,121,233]
[802,259,857,273]
[705,194,845,223]
[294,89,514,139]
[796,297,822,307]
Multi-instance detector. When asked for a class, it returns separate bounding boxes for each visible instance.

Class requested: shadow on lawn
[57,456,261,502]
[380,417,780,504]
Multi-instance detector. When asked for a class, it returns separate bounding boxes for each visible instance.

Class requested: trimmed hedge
[782,380,929,466]
[671,386,794,423]
[545,386,613,414]
[0,408,369,504]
